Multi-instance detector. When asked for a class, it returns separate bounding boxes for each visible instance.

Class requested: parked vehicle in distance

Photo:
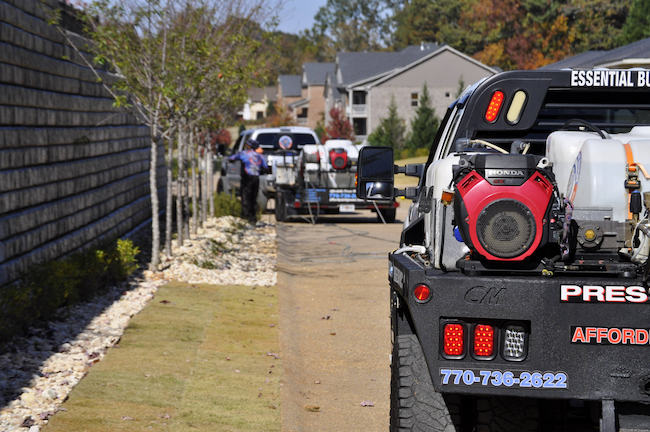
[273,138,398,223]
[218,126,320,211]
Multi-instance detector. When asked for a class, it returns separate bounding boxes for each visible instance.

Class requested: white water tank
[546,130,601,194]
[568,139,650,222]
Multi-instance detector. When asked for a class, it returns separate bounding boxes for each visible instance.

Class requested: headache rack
[461,72,650,154]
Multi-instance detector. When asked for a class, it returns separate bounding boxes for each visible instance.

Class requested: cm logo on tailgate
[560,285,649,303]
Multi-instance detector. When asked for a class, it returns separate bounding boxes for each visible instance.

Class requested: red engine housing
[329,149,348,170]
[455,170,554,261]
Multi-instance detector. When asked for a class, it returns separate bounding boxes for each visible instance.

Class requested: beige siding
[369,50,494,133]
[307,84,326,129]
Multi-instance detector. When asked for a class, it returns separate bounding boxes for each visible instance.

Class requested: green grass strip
[45,282,281,432]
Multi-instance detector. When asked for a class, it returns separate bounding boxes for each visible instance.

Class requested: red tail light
[443,324,464,356]
[414,284,430,302]
[473,324,495,357]
[485,90,504,122]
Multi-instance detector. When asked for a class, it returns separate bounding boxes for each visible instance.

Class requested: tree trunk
[201,145,207,224]
[183,131,191,240]
[165,132,174,256]
[208,146,215,217]
[176,126,185,247]
[149,121,160,270]
[191,130,198,235]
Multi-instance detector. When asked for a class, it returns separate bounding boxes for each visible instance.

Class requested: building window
[298,108,308,118]
[353,118,367,136]
[411,92,419,107]
[256,111,264,120]
[353,91,367,105]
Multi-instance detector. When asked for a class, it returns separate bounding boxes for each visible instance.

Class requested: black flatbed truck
[356,69,650,431]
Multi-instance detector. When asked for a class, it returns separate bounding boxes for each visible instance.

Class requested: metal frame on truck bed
[357,69,650,432]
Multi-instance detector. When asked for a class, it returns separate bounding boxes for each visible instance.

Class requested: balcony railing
[351,104,367,115]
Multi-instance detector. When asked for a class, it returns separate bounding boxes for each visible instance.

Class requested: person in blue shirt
[228,138,268,224]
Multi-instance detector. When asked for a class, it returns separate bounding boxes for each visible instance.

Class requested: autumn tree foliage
[321,107,355,142]
[390,0,633,70]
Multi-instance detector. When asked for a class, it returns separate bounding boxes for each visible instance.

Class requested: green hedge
[0,239,140,344]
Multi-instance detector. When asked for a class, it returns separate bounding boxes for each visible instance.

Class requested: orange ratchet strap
[623,143,650,219]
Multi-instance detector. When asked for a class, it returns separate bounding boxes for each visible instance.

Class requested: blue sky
[278,0,328,34]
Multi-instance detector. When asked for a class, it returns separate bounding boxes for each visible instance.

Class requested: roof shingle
[303,62,336,85]
[278,75,302,97]
[541,37,650,70]
[336,43,441,86]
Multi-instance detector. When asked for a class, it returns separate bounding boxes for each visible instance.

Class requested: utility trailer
[273,139,398,223]
[356,69,650,431]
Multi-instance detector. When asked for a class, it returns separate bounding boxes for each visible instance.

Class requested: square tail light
[441,322,466,359]
[502,323,528,361]
[472,323,496,360]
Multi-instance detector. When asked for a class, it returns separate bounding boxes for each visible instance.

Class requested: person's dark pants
[241,173,259,223]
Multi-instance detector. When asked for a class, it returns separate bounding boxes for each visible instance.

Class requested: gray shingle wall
[0,0,166,287]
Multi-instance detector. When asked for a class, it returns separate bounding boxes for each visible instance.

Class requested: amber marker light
[441,189,454,206]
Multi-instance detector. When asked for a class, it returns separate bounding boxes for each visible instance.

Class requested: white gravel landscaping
[0,217,276,431]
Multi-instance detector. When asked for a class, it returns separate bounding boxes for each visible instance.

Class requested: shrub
[213,192,242,217]
[399,148,413,160]
[0,239,140,344]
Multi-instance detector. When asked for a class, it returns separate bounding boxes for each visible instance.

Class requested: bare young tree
[50,0,281,260]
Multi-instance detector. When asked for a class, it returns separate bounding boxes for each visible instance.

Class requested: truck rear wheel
[391,334,541,432]
[379,207,396,223]
[257,185,268,214]
[475,396,540,432]
[275,191,288,222]
[391,334,456,432]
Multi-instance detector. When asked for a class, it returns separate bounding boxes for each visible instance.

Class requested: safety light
[413,284,430,302]
[503,324,527,360]
[293,200,301,208]
[506,90,527,124]
[441,189,453,206]
[473,324,495,357]
[443,323,465,357]
[485,90,504,123]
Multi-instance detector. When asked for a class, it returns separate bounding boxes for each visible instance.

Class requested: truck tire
[391,334,540,432]
[475,396,540,432]
[379,207,397,223]
[257,185,268,214]
[391,334,456,432]
[275,191,288,222]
